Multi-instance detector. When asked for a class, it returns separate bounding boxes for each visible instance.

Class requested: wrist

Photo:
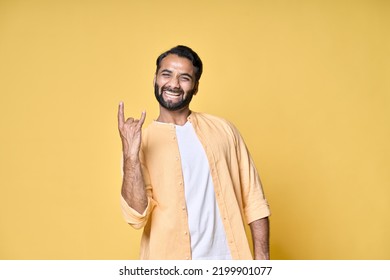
[123,158,141,174]
[254,253,269,260]
[123,155,140,165]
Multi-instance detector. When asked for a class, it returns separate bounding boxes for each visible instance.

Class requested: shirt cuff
[245,199,271,224]
[120,195,155,229]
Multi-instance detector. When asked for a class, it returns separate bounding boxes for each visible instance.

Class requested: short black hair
[156,45,203,83]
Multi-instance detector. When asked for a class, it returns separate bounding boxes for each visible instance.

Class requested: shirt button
[186,256,189,260]
[184,231,188,235]
[182,206,186,210]
[179,182,183,185]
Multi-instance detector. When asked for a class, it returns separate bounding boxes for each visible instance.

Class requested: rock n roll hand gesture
[117,102,146,163]
[118,102,147,213]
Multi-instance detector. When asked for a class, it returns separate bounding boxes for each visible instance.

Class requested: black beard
[154,83,195,111]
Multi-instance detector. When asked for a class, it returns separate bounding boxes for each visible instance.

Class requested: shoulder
[191,112,242,139]
[143,120,171,134]
[191,112,233,126]
[141,121,173,147]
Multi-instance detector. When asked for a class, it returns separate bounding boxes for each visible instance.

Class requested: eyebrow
[160,69,172,74]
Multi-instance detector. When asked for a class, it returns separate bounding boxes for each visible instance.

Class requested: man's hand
[118,102,146,163]
[118,102,148,214]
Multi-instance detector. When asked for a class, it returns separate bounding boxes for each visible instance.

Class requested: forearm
[249,217,270,260]
[121,158,147,214]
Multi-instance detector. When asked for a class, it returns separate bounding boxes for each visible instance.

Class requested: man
[118,45,270,260]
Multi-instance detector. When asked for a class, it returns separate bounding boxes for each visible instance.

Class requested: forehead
[158,54,195,75]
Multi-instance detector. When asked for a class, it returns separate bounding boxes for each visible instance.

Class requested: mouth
[163,90,183,100]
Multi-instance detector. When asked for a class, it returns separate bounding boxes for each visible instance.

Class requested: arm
[226,120,271,259]
[118,102,147,214]
[249,217,270,260]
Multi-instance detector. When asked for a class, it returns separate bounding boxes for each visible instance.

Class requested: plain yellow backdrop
[0,0,389,259]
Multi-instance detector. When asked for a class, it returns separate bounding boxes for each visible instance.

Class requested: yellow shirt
[121,112,270,260]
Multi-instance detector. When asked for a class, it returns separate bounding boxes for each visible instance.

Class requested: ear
[193,82,199,95]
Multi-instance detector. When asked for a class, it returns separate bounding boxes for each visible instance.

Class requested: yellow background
[0,0,389,259]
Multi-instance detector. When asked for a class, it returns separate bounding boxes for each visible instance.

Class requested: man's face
[154,54,198,111]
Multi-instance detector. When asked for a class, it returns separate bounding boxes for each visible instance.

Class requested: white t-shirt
[175,121,231,260]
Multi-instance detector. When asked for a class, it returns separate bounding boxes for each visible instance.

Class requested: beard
[154,83,195,111]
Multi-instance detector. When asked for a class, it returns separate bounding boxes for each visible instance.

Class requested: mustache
[162,86,184,94]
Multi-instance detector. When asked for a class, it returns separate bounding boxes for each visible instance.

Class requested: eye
[180,76,191,82]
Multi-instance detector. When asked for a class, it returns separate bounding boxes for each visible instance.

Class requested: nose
[167,76,180,89]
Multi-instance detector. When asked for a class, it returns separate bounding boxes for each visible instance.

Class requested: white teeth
[164,91,180,96]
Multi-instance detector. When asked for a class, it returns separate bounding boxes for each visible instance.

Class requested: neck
[157,106,191,126]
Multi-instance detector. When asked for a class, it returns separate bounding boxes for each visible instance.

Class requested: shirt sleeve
[120,192,156,229]
[231,124,271,224]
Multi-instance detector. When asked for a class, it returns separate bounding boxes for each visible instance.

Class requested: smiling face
[154,54,198,111]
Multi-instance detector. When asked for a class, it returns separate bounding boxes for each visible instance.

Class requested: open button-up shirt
[121,112,270,259]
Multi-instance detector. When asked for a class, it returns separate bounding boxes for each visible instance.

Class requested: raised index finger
[118,101,125,127]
